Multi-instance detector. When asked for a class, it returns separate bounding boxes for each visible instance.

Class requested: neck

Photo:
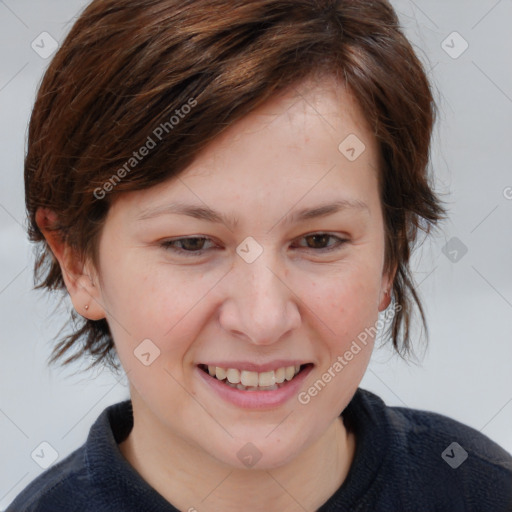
[120,398,355,512]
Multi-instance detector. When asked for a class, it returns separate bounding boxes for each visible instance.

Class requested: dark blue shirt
[7,388,512,511]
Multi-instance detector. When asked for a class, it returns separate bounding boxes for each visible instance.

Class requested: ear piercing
[84,305,89,311]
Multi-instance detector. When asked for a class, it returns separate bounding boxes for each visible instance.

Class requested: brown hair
[25,0,445,370]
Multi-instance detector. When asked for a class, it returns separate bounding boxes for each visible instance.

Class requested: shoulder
[5,400,133,512]
[388,397,512,474]
[352,388,512,510]
[5,445,93,511]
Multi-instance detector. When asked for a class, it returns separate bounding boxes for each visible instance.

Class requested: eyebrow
[136,199,369,230]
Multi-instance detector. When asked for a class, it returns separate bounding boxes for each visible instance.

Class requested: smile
[196,361,314,409]
[198,364,308,391]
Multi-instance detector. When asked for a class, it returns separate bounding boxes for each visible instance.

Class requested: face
[91,77,391,469]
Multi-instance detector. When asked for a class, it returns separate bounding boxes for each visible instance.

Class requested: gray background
[1,0,511,508]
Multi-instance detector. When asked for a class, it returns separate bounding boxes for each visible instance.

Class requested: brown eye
[162,237,214,254]
[304,234,331,249]
[178,237,207,251]
[293,233,348,252]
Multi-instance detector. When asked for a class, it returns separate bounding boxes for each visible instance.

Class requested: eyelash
[160,233,348,257]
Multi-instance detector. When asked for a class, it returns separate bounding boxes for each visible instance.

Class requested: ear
[35,208,106,321]
[378,265,397,312]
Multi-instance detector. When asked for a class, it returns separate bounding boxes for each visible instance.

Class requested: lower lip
[196,365,313,410]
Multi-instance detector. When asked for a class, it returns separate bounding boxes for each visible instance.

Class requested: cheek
[315,262,382,315]
[98,249,195,327]
[306,262,383,351]
[100,256,223,372]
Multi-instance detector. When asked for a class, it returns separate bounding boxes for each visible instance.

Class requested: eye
[161,237,216,255]
[160,233,348,258]
[293,233,348,252]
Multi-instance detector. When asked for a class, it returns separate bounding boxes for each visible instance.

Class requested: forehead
[110,76,381,222]
[174,77,377,189]
[191,76,375,170]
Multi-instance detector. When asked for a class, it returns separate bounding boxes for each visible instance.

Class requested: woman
[8,0,512,510]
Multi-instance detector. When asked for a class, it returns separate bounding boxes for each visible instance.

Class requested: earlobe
[71,271,106,321]
[35,208,106,321]
[378,288,392,312]
[378,267,396,312]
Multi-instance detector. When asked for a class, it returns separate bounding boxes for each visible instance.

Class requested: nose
[218,254,301,346]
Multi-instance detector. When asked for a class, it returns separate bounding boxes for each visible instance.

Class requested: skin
[38,76,393,512]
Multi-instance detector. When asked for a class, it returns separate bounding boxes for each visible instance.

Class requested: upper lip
[199,361,311,372]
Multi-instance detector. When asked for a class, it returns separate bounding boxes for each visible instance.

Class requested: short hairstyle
[25,0,445,370]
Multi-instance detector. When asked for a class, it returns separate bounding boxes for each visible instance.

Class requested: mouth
[198,363,313,392]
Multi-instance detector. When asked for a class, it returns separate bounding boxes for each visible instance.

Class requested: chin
[201,424,316,472]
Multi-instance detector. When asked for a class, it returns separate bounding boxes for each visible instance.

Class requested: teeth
[227,381,279,392]
[226,368,240,384]
[206,364,302,388]
[275,367,285,384]
[258,371,276,387]
[285,366,295,381]
[216,367,227,380]
[240,370,259,387]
